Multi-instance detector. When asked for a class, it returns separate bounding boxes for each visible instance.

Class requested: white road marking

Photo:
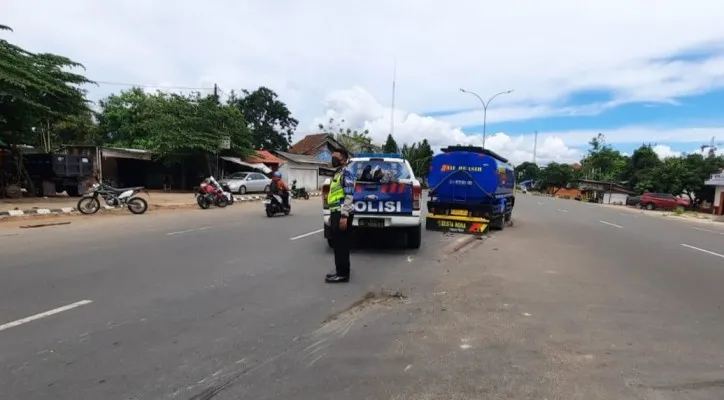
[681,244,724,259]
[599,220,623,228]
[537,202,543,205]
[460,344,472,349]
[0,300,93,332]
[692,227,724,235]
[620,213,637,218]
[557,209,569,213]
[166,227,212,236]
[522,313,532,316]
[289,229,324,241]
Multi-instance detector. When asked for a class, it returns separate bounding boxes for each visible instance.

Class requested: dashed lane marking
[0,300,93,332]
[290,229,324,241]
[681,244,724,259]
[599,220,623,228]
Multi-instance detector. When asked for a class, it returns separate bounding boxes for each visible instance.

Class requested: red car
[639,193,682,210]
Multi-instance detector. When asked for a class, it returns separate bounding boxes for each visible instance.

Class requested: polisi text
[354,201,402,213]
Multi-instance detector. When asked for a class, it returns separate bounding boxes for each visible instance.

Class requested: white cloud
[5,0,724,127]
[652,145,681,159]
[314,86,582,165]
[5,0,724,159]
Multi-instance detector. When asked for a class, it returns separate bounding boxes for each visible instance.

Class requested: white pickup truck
[321,155,422,249]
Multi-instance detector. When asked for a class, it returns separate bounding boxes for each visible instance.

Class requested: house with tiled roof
[288,133,347,162]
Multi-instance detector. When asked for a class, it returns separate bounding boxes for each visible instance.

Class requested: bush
[674,206,685,215]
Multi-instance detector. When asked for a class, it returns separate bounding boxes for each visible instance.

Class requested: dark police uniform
[326,166,356,280]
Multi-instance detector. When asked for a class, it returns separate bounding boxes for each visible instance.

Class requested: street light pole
[459,88,514,148]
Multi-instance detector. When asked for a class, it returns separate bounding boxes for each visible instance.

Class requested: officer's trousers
[330,211,351,277]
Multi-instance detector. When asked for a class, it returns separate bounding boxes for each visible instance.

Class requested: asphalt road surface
[2,194,724,399]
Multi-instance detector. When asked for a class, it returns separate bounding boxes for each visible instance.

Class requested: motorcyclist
[270,171,290,209]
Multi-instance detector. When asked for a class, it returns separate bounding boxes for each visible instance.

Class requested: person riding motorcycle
[270,171,290,209]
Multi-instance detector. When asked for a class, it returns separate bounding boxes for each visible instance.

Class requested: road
[0,198,469,400]
[1,194,724,399]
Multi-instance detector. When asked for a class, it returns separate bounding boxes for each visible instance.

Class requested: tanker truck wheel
[490,215,505,231]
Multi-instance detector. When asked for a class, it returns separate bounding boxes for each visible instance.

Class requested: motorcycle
[196,177,231,209]
[264,191,291,217]
[77,181,149,215]
[290,180,310,200]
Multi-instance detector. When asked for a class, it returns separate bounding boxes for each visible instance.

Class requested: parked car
[218,172,271,194]
[676,197,691,209]
[626,196,641,207]
[639,192,680,210]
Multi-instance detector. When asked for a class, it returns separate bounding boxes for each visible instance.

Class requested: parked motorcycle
[196,182,229,210]
[77,182,149,215]
[290,180,310,200]
[263,192,291,217]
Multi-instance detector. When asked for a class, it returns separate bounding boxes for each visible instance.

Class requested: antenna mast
[390,60,397,136]
[533,130,538,164]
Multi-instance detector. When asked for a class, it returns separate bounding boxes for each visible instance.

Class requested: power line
[91,80,214,91]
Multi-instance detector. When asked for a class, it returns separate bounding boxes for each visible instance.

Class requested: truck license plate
[359,218,385,228]
[450,209,468,216]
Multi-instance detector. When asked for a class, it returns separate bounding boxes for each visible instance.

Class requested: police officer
[325,150,355,283]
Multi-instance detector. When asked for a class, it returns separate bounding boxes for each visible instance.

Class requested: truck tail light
[322,183,330,209]
[412,184,421,210]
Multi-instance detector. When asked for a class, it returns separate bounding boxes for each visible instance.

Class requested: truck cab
[321,153,423,249]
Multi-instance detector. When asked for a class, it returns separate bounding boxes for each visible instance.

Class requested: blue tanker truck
[425,145,515,234]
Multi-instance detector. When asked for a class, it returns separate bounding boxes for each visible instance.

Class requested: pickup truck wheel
[327,238,334,248]
[406,225,422,249]
[504,212,512,222]
[645,203,655,210]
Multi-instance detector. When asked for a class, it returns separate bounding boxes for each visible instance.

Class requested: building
[577,179,634,205]
[705,172,724,215]
[273,151,329,190]
[288,133,347,161]
[220,150,283,176]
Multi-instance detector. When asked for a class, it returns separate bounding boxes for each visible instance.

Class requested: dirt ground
[0,191,197,212]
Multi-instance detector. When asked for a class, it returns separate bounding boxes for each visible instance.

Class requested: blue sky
[425,88,724,157]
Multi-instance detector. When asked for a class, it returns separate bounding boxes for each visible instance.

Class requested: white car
[219,172,271,194]
[322,155,422,249]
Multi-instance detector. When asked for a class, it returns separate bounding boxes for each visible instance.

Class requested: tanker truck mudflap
[425,146,515,235]
[425,213,490,235]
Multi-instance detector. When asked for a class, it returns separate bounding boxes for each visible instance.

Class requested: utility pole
[213,83,219,104]
[533,130,538,164]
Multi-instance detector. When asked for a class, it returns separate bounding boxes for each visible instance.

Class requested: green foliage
[572,133,724,204]
[515,161,540,181]
[96,88,252,162]
[401,140,434,179]
[229,87,298,151]
[538,162,574,194]
[382,134,399,153]
[318,118,375,153]
[579,133,628,181]
[0,24,95,147]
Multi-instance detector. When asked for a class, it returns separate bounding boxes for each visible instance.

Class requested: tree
[515,161,540,182]
[230,87,298,151]
[0,24,94,147]
[538,162,574,194]
[317,117,375,153]
[622,144,662,190]
[400,140,434,179]
[382,134,399,153]
[580,133,628,181]
[97,88,252,164]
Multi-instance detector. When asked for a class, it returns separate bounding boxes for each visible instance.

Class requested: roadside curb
[0,192,323,220]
